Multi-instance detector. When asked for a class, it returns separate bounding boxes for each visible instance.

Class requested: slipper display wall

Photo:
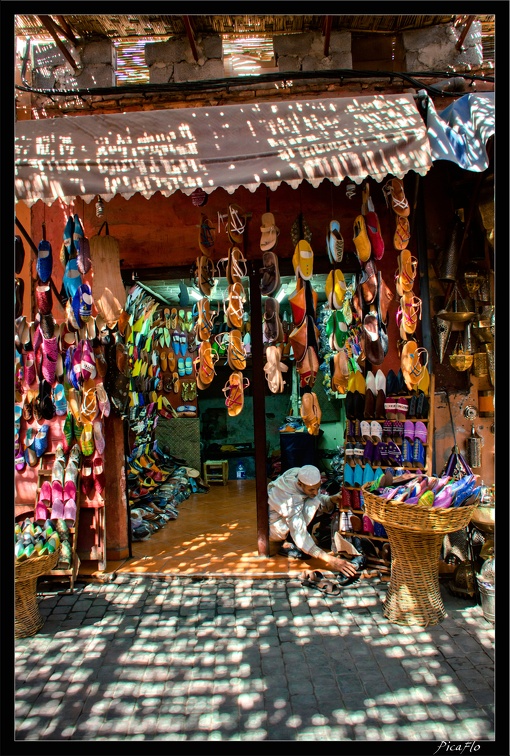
[337,372,435,551]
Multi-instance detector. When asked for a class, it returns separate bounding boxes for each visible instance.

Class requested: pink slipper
[37,480,52,512]
[64,479,76,504]
[93,454,106,496]
[81,340,97,382]
[50,495,65,520]
[71,341,83,387]
[64,499,77,522]
[35,502,49,522]
[93,420,105,455]
[414,421,428,445]
[96,383,111,417]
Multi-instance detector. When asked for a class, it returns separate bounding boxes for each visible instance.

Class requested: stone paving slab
[11,576,497,744]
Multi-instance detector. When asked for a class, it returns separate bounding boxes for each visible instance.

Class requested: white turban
[297,465,321,485]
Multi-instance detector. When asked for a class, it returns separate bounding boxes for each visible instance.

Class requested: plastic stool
[203,460,229,485]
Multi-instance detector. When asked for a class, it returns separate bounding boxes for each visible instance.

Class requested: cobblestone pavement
[13,576,495,744]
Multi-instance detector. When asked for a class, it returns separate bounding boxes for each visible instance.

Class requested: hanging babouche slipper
[326,220,344,264]
[300,391,322,436]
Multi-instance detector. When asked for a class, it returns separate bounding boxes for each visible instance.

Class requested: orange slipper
[300,391,322,435]
[353,215,371,262]
[331,350,349,394]
[288,317,308,365]
[394,216,411,251]
[223,371,249,416]
[296,346,319,388]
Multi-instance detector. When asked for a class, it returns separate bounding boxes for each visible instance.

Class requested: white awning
[15,93,433,206]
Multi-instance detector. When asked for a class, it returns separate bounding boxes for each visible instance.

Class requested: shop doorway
[118,273,347,576]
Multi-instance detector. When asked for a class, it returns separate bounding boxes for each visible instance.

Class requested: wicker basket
[362,487,475,534]
[362,485,475,627]
[15,550,59,639]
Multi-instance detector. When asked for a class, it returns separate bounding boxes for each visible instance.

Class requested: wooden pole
[182,16,199,62]
[246,232,270,557]
[38,15,79,72]
[323,16,333,58]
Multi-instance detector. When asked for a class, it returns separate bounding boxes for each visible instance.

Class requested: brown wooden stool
[203,460,229,485]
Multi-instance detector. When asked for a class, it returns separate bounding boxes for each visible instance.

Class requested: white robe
[268,467,334,559]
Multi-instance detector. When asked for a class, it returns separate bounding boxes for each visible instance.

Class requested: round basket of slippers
[361,470,479,535]
[361,470,480,626]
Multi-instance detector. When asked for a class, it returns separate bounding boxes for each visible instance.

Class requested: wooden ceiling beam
[456,15,476,51]
[54,15,78,46]
[37,15,79,71]
[182,15,199,62]
[323,16,333,57]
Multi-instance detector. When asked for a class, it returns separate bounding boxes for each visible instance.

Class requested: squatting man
[268,464,358,578]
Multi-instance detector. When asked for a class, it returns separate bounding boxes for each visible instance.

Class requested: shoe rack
[337,372,435,550]
[37,453,81,593]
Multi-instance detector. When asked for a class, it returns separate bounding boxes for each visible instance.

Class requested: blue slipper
[412,438,426,467]
[362,463,374,486]
[353,463,364,488]
[33,424,50,457]
[344,464,354,487]
[172,331,181,355]
[403,438,414,466]
[63,258,82,301]
[36,240,53,283]
[63,215,74,263]
[53,384,68,416]
[72,284,93,327]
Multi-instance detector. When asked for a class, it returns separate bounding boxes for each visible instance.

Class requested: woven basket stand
[362,486,475,627]
[15,550,59,639]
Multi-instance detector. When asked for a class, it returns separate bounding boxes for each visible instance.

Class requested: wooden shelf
[342,375,435,485]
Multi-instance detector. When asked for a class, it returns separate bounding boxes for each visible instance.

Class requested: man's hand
[329,494,342,506]
[326,554,358,577]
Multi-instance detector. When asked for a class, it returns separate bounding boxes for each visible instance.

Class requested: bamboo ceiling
[15,14,469,40]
